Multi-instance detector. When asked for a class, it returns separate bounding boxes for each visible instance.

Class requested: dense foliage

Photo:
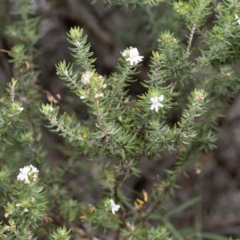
[1,0,240,239]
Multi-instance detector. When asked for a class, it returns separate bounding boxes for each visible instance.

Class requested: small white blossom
[4,226,10,231]
[17,165,39,184]
[49,107,53,112]
[110,199,120,214]
[17,166,30,183]
[123,47,143,65]
[81,71,92,85]
[18,107,24,112]
[80,96,85,99]
[24,208,28,213]
[95,93,104,99]
[235,14,240,24]
[150,95,164,112]
[30,165,38,174]
[33,174,38,181]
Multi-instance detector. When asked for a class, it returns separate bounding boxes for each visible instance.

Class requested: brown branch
[0,49,11,54]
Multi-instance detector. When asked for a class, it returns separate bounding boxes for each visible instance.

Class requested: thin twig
[185,23,197,60]
[0,49,11,54]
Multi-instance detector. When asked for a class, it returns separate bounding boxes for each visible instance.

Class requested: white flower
[81,71,92,85]
[30,165,38,174]
[110,199,120,214]
[95,93,104,99]
[123,47,143,65]
[18,107,24,112]
[17,166,30,183]
[235,14,240,24]
[17,165,39,184]
[49,107,53,112]
[80,96,85,99]
[150,95,164,112]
